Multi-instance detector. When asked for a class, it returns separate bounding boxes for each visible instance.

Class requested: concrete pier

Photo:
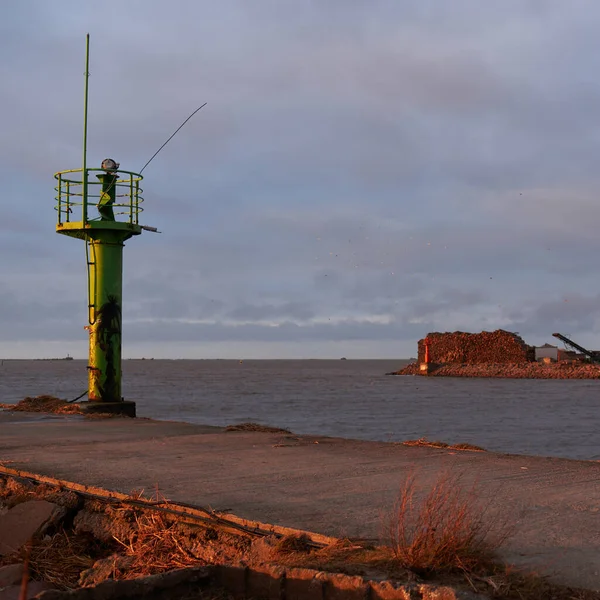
[1,411,599,590]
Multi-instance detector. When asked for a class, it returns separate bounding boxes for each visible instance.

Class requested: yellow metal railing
[54,168,144,226]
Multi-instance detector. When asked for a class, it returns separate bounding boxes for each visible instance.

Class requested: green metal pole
[82,34,90,223]
[87,174,124,402]
[87,232,124,403]
[54,35,141,418]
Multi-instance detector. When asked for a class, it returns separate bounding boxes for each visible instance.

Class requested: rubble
[393,361,600,379]
[0,501,66,556]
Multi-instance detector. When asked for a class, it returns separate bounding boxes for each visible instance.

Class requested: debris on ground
[0,472,598,599]
[225,422,292,434]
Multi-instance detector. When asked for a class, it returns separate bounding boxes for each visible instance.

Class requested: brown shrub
[387,471,511,576]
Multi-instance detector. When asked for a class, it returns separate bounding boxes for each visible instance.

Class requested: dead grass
[274,533,313,555]
[225,422,291,433]
[2,476,600,599]
[4,395,125,419]
[10,395,82,415]
[112,510,206,578]
[460,566,600,600]
[28,531,98,589]
[401,438,486,452]
[272,536,406,579]
[451,443,486,451]
[387,470,511,576]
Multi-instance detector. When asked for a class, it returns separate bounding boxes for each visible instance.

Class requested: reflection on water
[1,359,599,460]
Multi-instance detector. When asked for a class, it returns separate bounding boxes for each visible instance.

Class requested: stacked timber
[418,329,534,364]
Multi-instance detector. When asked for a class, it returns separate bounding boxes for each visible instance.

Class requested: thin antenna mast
[82,33,90,220]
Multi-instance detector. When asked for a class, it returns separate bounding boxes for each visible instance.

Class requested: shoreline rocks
[390,361,600,379]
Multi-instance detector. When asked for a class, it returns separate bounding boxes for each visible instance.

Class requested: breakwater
[392,361,600,379]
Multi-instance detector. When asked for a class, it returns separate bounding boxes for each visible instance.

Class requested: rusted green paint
[86,232,125,402]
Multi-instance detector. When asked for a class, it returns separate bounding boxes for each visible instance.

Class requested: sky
[2,1,600,359]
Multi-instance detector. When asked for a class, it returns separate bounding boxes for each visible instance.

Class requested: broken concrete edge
[0,499,67,556]
[0,562,24,587]
[0,468,487,599]
[0,466,337,548]
[35,564,487,600]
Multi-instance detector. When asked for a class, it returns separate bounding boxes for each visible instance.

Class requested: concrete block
[73,510,135,544]
[246,565,285,600]
[0,581,52,600]
[285,568,325,600]
[0,564,23,588]
[419,584,486,600]
[320,572,369,600]
[213,565,247,599]
[369,580,414,599]
[0,501,65,556]
[88,578,121,600]
[78,554,132,587]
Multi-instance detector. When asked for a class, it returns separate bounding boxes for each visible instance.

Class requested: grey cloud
[124,318,431,344]
[506,294,600,337]
[227,301,314,321]
[407,288,487,320]
[0,290,83,342]
[4,1,600,356]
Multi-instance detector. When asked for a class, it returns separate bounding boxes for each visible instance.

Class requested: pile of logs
[418,329,535,364]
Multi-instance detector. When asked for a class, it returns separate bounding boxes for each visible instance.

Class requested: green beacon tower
[54,36,149,417]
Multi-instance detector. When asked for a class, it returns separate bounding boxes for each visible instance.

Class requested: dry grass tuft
[10,395,82,415]
[112,510,205,578]
[274,534,313,555]
[28,531,97,589]
[273,537,406,579]
[450,443,486,452]
[401,438,486,452]
[387,470,511,576]
[225,422,291,434]
[2,395,122,419]
[402,438,450,449]
[461,565,600,600]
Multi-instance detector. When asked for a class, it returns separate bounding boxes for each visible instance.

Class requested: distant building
[535,344,558,362]
[534,344,580,362]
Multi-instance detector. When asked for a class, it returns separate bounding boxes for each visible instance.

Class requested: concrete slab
[0,581,52,600]
[0,564,23,588]
[1,413,599,590]
[0,500,64,555]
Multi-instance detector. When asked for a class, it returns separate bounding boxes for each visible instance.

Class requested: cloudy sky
[2,1,600,358]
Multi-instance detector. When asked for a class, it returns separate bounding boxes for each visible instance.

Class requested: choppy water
[1,359,599,461]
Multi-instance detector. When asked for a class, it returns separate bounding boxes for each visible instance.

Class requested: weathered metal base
[78,401,136,417]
